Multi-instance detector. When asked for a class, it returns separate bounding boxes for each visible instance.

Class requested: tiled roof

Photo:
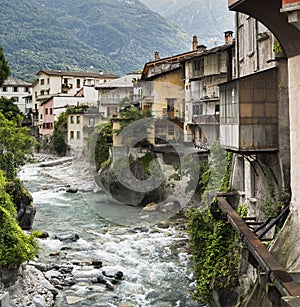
[3,77,31,87]
[37,70,118,79]
[96,73,141,88]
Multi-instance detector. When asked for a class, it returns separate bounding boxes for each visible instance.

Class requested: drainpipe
[236,12,240,79]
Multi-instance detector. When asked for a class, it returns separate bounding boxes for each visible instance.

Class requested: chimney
[197,44,207,52]
[224,31,234,45]
[192,35,198,51]
[154,51,160,61]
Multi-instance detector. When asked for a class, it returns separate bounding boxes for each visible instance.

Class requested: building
[67,105,102,151]
[182,32,234,148]
[32,70,118,128]
[0,77,32,114]
[96,73,141,119]
[39,85,99,138]
[218,12,290,222]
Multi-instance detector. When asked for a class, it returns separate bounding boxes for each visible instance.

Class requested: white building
[32,69,117,127]
[0,77,32,114]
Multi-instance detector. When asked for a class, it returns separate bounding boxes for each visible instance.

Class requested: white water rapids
[19,160,204,307]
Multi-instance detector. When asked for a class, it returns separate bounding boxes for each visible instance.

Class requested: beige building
[67,106,102,151]
[182,33,234,148]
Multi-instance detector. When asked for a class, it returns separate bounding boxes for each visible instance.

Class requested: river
[19,160,203,307]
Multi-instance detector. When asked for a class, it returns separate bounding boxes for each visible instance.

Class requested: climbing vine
[186,206,240,303]
[186,142,238,303]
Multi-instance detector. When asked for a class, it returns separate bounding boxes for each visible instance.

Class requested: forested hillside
[0,0,191,81]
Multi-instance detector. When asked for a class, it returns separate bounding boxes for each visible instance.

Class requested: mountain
[140,0,235,47]
[0,0,191,81]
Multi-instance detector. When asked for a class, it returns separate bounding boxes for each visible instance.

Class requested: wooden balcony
[220,68,278,152]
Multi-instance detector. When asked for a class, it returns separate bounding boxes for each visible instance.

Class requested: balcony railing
[189,114,220,125]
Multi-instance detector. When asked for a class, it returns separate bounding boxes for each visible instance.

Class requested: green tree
[51,112,68,156]
[0,171,38,268]
[0,96,23,121]
[0,111,35,166]
[0,46,10,86]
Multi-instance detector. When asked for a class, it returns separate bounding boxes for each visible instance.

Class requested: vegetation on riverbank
[0,50,38,270]
[186,141,241,303]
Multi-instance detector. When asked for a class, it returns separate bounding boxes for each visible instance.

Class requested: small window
[2,86,7,92]
[70,116,74,124]
[47,78,50,84]
[45,108,48,115]
[41,90,44,96]
[40,114,43,120]
[168,125,174,136]
[89,117,95,126]
[41,79,45,85]
[238,25,244,61]
[12,97,19,102]
[248,18,254,54]
[77,79,81,88]
[13,87,18,92]
[50,108,53,115]
[76,131,81,139]
[76,116,80,124]
[24,87,29,93]
[70,131,74,139]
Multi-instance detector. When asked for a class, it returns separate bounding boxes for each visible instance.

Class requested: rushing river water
[19,161,203,307]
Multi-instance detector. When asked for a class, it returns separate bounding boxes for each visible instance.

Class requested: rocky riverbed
[6,156,202,307]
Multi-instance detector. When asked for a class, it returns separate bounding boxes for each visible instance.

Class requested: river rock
[45,270,62,280]
[55,233,79,242]
[66,188,78,193]
[102,269,124,280]
[160,200,181,213]
[0,266,19,286]
[66,296,86,305]
[32,294,46,307]
[143,202,159,212]
[18,204,36,230]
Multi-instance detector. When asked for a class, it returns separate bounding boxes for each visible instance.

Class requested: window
[193,58,204,76]
[47,78,50,84]
[70,116,74,124]
[168,125,175,136]
[70,131,74,139]
[2,86,6,92]
[77,79,81,88]
[24,87,29,93]
[248,18,254,54]
[76,116,80,124]
[238,25,244,61]
[89,117,95,126]
[40,79,44,85]
[12,97,19,102]
[166,98,175,117]
[76,131,81,139]
[13,87,18,92]
[45,108,48,115]
[40,114,43,120]
[192,104,203,115]
[41,90,44,96]
[50,108,53,115]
